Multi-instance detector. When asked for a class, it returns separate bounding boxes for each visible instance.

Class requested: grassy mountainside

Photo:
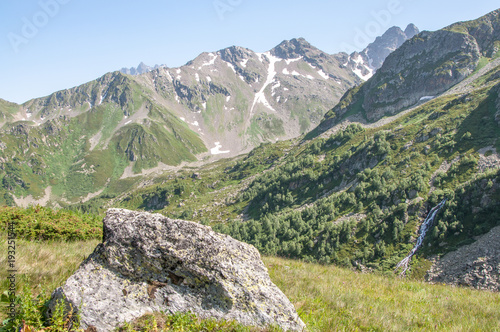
[0,72,207,206]
[93,61,500,281]
[0,99,20,124]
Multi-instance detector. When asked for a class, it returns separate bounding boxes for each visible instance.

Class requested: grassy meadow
[1,234,499,331]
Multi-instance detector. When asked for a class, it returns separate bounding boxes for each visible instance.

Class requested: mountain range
[2,8,500,290]
[0,24,416,205]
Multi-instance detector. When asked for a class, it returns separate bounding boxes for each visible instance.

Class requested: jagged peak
[217,45,254,63]
[120,62,164,76]
[270,37,319,59]
[404,23,420,39]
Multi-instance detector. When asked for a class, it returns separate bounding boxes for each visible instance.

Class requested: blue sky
[1,0,499,104]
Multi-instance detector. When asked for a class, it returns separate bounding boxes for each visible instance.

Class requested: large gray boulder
[48,209,305,331]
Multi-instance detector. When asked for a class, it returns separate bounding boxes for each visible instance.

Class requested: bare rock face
[47,209,305,331]
[426,225,500,291]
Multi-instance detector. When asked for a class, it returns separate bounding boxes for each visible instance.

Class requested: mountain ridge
[316,12,500,134]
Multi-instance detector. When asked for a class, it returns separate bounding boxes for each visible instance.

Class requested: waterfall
[394,199,447,276]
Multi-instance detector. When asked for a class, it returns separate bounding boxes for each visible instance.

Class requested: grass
[1,234,499,331]
[117,312,281,332]
[0,237,100,322]
[264,256,500,331]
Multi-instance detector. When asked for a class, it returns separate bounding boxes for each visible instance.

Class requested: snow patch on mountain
[226,62,237,73]
[317,69,329,80]
[353,67,373,81]
[199,53,217,69]
[351,54,374,81]
[307,63,330,80]
[211,142,230,155]
[286,57,302,65]
[99,90,108,105]
[250,52,281,114]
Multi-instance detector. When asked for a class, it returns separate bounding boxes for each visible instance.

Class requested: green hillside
[99,63,500,278]
[0,73,207,206]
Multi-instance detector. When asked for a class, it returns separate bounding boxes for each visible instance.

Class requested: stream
[395,199,447,276]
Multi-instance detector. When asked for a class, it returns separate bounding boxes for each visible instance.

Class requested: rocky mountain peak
[344,24,420,81]
[120,62,164,75]
[363,24,419,69]
[444,8,500,57]
[270,37,317,59]
[217,45,253,64]
[404,23,420,39]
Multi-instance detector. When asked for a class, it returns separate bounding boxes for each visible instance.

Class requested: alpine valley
[2,7,500,297]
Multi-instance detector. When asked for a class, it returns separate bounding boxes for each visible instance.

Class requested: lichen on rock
[47,208,305,331]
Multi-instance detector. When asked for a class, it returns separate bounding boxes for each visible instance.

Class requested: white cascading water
[395,199,447,276]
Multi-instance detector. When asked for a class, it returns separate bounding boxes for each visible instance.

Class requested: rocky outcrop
[426,225,500,291]
[363,24,420,71]
[317,11,500,131]
[345,24,420,81]
[361,29,481,121]
[445,9,500,57]
[48,209,305,331]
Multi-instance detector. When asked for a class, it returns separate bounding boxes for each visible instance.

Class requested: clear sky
[1,0,499,104]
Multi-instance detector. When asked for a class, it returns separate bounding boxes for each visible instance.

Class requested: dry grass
[264,256,500,331]
[0,236,99,320]
[1,238,499,331]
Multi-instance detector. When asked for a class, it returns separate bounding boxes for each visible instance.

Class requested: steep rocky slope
[345,24,420,81]
[319,9,500,132]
